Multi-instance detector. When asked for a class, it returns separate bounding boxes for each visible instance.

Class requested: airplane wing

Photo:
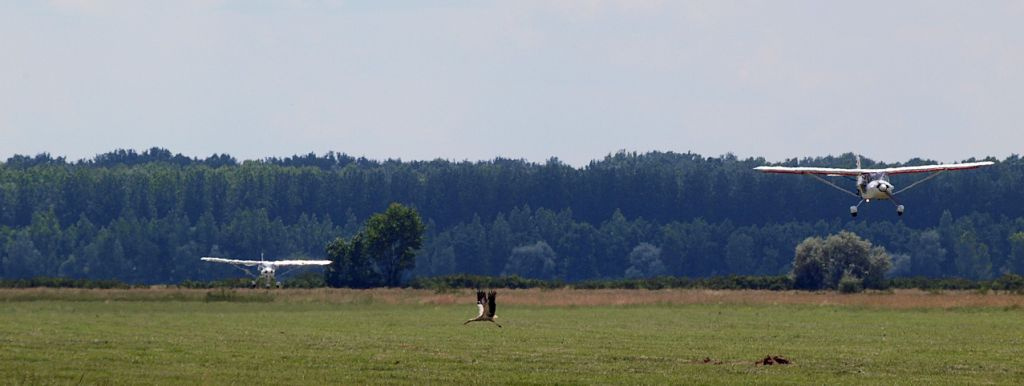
[754,161,994,176]
[871,161,994,175]
[201,257,264,266]
[267,260,332,266]
[753,166,864,176]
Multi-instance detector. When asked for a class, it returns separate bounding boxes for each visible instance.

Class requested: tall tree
[363,203,426,286]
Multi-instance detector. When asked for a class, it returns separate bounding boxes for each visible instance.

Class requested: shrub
[792,231,891,291]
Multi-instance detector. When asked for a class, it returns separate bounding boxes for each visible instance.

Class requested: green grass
[1,296,1023,384]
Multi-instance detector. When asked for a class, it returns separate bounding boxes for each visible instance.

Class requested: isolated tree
[503,241,557,280]
[324,234,378,288]
[363,203,426,287]
[791,231,891,291]
[624,242,666,279]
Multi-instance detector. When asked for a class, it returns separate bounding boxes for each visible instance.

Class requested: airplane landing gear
[887,193,904,217]
[850,199,864,217]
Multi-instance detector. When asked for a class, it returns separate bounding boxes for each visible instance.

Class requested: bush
[792,232,891,290]
[991,274,1024,293]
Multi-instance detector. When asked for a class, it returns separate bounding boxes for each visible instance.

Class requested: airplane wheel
[897,205,905,216]
[850,206,858,217]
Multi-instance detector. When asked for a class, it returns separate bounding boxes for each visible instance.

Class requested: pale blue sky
[2,1,1021,165]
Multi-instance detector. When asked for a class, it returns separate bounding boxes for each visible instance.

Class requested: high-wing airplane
[754,156,994,217]
[201,254,331,288]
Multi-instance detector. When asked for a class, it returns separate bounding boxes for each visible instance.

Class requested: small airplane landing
[201,254,331,288]
[755,155,993,217]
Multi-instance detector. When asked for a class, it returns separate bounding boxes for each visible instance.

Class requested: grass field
[2,289,1023,384]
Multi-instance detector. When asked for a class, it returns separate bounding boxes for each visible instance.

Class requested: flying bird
[464,290,501,328]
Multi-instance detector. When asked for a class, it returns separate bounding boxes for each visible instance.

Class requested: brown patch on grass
[755,355,791,366]
[1,288,1023,309]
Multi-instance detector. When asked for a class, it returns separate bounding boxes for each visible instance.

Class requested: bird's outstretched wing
[487,291,497,317]
[475,291,486,318]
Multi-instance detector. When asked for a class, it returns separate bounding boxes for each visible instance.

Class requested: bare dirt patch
[756,355,792,366]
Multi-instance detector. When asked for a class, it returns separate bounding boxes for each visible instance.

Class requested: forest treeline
[1,148,1022,283]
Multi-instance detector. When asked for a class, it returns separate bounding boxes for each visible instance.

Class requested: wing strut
[894,170,946,195]
[229,264,258,278]
[807,174,861,198]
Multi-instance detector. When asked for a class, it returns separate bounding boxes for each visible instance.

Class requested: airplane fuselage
[259,264,277,281]
[857,173,894,200]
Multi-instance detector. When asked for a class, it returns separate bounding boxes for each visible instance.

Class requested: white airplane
[754,156,994,217]
[201,254,331,288]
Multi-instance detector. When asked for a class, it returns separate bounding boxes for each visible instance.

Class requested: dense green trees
[0,148,1022,284]
[792,232,891,290]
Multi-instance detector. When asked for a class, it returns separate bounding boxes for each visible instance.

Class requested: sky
[1,1,1022,166]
